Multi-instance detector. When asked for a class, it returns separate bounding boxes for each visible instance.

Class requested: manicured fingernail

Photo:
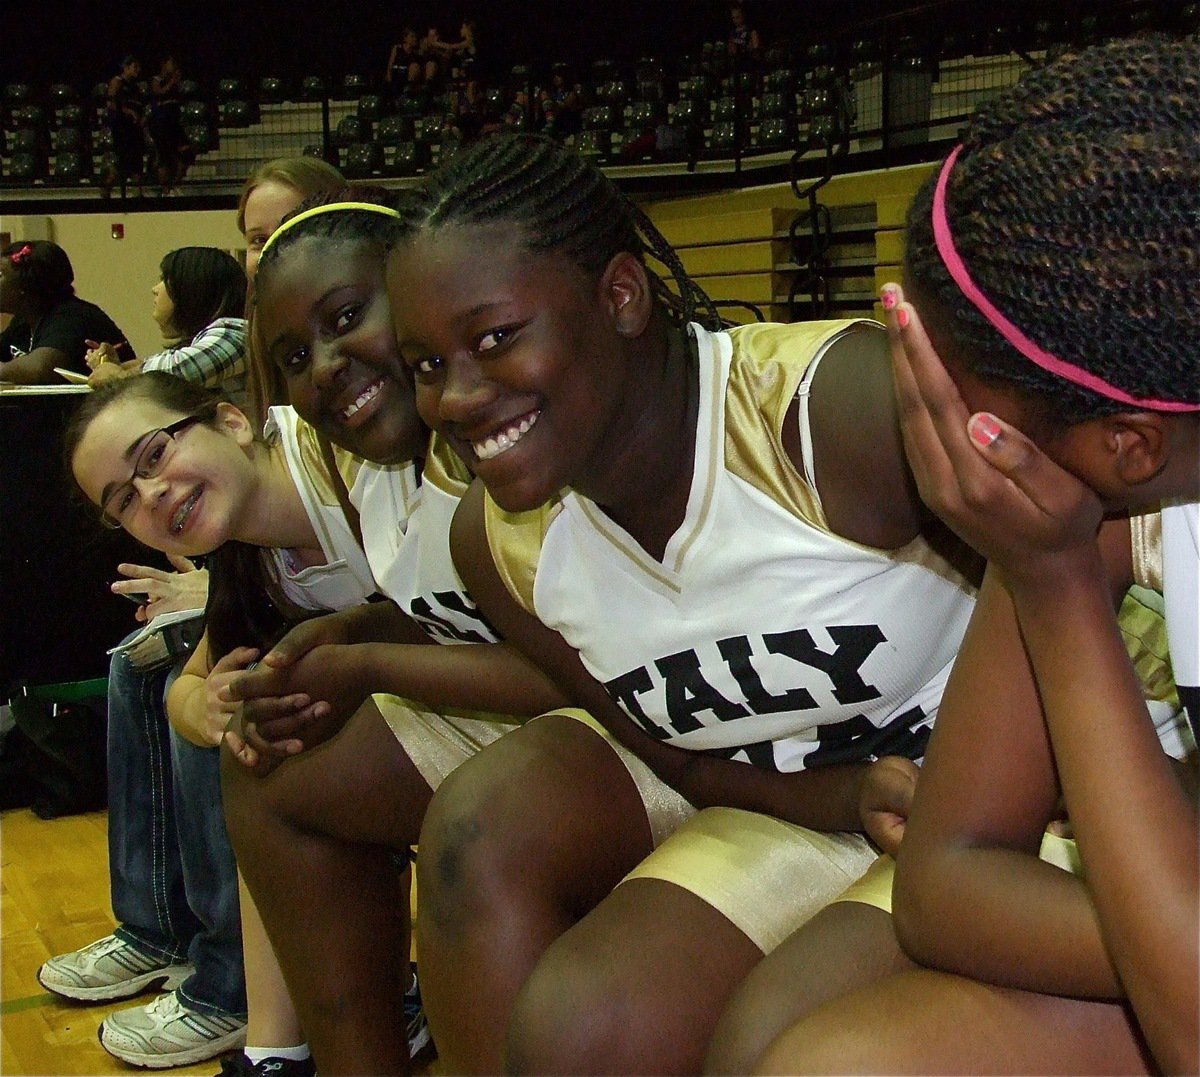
[968,413,1001,447]
[897,307,910,329]
[880,285,898,310]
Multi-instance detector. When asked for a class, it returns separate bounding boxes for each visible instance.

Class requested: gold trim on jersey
[723,319,878,532]
[422,432,475,499]
[485,499,563,615]
[291,414,361,557]
[1129,506,1164,593]
[575,499,684,595]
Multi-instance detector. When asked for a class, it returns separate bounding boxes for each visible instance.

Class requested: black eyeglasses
[100,412,212,529]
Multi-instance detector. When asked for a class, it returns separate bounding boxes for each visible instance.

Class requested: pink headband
[932,144,1200,414]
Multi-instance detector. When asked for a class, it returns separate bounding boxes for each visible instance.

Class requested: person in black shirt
[0,241,131,384]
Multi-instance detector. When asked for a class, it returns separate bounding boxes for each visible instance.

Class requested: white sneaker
[38,934,192,1002]
[100,990,247,1068]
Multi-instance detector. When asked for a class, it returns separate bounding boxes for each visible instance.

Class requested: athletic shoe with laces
[100,989,247,1068]
[215,1051,315,1076]
[37,934,193,1002]
[405,965,433,1061]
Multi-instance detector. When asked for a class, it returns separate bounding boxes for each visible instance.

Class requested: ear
[215,401,256,448]
[1097,413,1171,487]
[599,251,653,338]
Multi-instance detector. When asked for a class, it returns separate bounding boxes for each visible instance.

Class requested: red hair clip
[9,244,33,265]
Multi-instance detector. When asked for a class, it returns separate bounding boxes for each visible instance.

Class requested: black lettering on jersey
[656,649,749,732]
[805,704,931,768]
[717,635,818,712]
[766,625,885,706]
[409,591,496,644]
[605,666,668,738]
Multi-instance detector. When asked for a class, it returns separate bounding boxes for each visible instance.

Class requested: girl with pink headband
[708,34,1198,1075]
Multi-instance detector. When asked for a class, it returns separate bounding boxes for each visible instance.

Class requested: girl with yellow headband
[208,192,569,1075]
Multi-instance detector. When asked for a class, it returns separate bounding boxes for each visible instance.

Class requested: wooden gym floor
[2,806,218,1075]
[3,807,437,1076]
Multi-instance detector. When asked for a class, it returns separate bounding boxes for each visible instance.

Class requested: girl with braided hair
[388,132,986,1073]
[711,35,1198,1075]
[210,190,568,1075]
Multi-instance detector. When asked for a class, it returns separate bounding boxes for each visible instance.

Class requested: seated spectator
[0,241,130,384]
[419,25,445,87]
[86,247,247,398]
[384,27,423,94]
[540,63,581,139]
[431,18,478,82]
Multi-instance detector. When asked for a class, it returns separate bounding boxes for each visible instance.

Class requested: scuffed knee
[417,751,538,939]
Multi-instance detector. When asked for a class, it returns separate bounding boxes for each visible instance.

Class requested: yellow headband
[258,201,401,260]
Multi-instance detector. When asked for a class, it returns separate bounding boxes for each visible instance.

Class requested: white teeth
[170,489,201,534]
[343,381,382,418]
[473,411,539,462]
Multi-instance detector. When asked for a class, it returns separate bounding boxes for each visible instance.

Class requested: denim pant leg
[168,724,247,1018]
[107,645,202,963]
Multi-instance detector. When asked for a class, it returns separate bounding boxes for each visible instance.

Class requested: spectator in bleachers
[430,18,478,82]
[147,55,194,196]
[102,55,147,198]
[384,27,423,96]
[727,3,762,68]
[0,240,130,384]
[540,63,582,139]
[419,25,446,88]
[86,247,248,398]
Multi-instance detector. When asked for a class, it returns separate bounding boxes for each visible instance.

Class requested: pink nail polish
[968,413,1001,447]
[880,286,897,310]
[897,307,910,329]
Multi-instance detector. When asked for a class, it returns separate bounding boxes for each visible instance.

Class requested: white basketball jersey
[485,320,977,772]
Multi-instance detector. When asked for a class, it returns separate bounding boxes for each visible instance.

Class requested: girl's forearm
[348,640,568,717]
[1010,564,1199,1070]
[165,672,214,747]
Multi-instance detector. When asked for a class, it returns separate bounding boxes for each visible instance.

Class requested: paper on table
[109,607,206,670]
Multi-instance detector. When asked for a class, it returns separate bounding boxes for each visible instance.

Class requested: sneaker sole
[37,963,192,1002]
[98,1022,247,1069]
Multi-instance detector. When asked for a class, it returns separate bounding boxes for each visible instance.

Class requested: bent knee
[506,951,625,1074]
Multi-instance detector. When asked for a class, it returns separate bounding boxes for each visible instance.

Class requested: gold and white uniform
[481,320,979,950]
[486,320,976,769]
[278,406,520,788]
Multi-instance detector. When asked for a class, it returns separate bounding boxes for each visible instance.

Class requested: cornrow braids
[396,133,725,331]
[255,186,402,283]
[905,35,1200,426]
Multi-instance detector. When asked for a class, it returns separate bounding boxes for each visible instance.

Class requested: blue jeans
[106,643,246,1018]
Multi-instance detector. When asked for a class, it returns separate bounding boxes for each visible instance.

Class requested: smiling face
[72,395,258,556]
[387,222,636,513]
[242,180,305,280]
[256,236,424,465]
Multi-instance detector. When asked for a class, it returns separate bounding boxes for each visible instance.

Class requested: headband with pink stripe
[932,144,1200,413]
